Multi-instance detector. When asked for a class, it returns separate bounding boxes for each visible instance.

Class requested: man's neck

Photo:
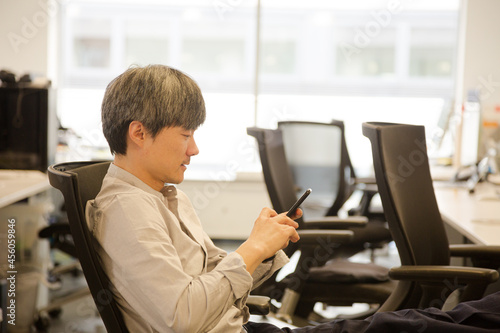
[113,155,164,192]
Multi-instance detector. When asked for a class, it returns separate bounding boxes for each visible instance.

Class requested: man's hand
[236,207,301,274]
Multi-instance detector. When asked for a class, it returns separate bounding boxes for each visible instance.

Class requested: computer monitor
[0,87,56,172]
[460,89,481,167]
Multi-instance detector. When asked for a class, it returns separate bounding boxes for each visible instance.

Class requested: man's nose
[188,137,199,156]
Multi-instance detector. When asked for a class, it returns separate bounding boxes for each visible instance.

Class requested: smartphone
[286,188,312,217]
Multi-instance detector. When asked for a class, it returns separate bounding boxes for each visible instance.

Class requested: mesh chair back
[278,121,350,218]
[247,127,305,258]
[48,161,129,333]
[247,127,301,215]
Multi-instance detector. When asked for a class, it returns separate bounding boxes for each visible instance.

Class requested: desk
[434,181,500,246]
[0,170,50,208]
[0,170,51,331]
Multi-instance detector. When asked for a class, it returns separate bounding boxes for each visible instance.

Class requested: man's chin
[167,173,184,185]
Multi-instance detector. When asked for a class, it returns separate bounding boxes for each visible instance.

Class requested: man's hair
[101,64,206,155]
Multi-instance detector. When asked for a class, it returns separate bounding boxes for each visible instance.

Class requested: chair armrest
[247,295,270,315]
[38,223,78,257]
[297,229,353,245]
[449,244,500,269]
[449,244,500,258]
[303,216,368,229]
[389,265,499,284]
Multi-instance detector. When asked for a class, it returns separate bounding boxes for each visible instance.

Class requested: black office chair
[247,127,397,325]
[47,161,278,331]
[278,120,391,260]
[362,122,500,312]
[47,161,129,332]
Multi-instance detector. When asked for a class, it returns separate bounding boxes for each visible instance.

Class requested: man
[87,64,300,332]
[88,64,500,333]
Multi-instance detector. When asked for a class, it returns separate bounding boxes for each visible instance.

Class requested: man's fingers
[288,208,303,220]
[260,207,278,218]
[261,207,278,218]
[288,228,300,243]
[275,214,299,229]
[281,228,300,250]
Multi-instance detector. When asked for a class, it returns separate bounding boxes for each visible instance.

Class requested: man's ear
[128,121,147,148]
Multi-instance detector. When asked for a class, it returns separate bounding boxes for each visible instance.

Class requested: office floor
[41,240,400,333]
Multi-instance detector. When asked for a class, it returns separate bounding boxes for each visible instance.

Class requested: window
[125,20,170,67]
[71,19,111,68]
[56,0,460,178]
[409,28,456,78]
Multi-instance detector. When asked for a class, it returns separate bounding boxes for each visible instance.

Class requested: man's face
[142,126,199,187]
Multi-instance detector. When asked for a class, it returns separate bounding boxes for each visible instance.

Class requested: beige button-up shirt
[86,164,288,332]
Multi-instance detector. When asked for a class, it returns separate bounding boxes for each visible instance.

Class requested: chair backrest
[362,122,450,266]
[247,127,299,213]
[362,122,451,310]
[48,161,129,333]
[278,120,355,218]
[247,127,303,256]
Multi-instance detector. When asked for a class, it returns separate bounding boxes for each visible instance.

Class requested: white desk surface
[0,170,50,209]
[434,181,500,246]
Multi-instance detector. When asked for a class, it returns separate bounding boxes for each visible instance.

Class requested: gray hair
[101,64,206,155]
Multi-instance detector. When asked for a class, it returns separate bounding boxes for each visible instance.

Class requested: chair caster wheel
[49,308,63,318]
[34,312,51,332]
[71,267,81,277]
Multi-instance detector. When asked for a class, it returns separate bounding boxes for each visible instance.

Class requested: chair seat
[309,260,390,284]
[260,260,392,304]
[302,278,397,306]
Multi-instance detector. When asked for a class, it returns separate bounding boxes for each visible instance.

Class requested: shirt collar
[108,163,176,199]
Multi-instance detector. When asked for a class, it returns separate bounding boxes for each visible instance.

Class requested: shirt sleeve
[92,194,253,333]
[203,231,289,293]
[251,250,289,291]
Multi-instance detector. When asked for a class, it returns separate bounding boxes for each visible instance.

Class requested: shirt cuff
[214,251,253,300]
[262,254,275,263]
[251,250,289,291]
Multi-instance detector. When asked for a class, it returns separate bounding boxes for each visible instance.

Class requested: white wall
[0,0,52,77]
[461,0,500,110]
[455,0,500,165]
